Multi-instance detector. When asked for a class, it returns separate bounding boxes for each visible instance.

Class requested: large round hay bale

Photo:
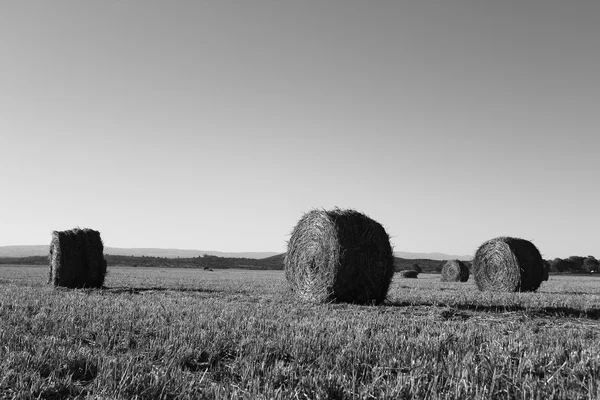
[399,270,418,279]
[472,236,543,292]
[284,209,394,304]
[49,228,107,288]
[441,260,469,282]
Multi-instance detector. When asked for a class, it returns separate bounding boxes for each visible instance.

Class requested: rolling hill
[0,245,470,261]
[0,245,278,259]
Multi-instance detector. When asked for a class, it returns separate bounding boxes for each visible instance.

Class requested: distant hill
[394,251,472,261]
[104,248,279,259]
[0,245,48,257]
[0,245,278,259]
[0,252,447,273]
[0,245,469,261]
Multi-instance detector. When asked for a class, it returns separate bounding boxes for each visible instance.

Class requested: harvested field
[0,265,598,399]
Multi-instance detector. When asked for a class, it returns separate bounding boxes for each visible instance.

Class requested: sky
[0,1,598,259]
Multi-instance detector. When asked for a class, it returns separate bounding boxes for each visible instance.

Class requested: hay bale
[284,209,394,304]
[399,270,418,278]
[472,236,543,292]
[441,260,470,282]
[542,260,550,281]
[48,228,107,288]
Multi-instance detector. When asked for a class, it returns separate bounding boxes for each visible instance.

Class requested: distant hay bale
[441,260,469,282]
[472,237,543,292]
[542,260,550,281]
[399,270,418,279]
[284,209,394,304]
[48,228,107,288]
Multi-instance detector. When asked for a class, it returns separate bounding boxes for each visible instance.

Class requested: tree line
[1,253,597,274]
[546,256,599,274]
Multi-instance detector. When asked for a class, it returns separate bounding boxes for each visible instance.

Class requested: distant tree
[550,258,570,273]
[412,263,422,273]
[566,256,585,272]
[583,256,600,273]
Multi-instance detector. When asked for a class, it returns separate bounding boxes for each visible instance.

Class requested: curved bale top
[49,228,107,288]
[284,209,394,304]
[399,270,418,279]
[441,260,470,282]
[472,236,543,292]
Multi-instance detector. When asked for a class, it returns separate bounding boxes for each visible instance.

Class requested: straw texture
[472,236,543,292]
[285,209,394,304]
[49,228,107,288]
[441,260,470,282]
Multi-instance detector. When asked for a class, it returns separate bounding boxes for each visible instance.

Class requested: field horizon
[0,245,473,261]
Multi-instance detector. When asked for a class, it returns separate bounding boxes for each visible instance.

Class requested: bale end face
[284,209,394,304]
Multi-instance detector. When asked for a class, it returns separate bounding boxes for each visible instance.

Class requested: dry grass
[1,267,599,399]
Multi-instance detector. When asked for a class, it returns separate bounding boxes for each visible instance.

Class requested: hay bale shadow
[100,287,227,295]
[385,300,600,320]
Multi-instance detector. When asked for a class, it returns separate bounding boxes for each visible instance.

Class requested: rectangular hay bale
[49,228,107,288]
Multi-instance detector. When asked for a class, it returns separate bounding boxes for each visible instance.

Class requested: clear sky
[1,1,598,259]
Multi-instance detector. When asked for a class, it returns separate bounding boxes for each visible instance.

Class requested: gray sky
[1,1,598,259]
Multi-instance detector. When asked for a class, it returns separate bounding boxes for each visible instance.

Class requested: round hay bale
[399,270,418,279]
[284,209,394,304]
[472,236,543,292]
[49,228,107,288]
[542,260,550,281]
[441,260,469,282]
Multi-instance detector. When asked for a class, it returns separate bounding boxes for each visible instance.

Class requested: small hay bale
[399,270,418,279]
[542,260,550,281]
[284,209,394,304]
[48,228,107,288]
[472,236,543,292]
[441,260,470,282]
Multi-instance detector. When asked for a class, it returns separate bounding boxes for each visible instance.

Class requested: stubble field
[0,265,599,399]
